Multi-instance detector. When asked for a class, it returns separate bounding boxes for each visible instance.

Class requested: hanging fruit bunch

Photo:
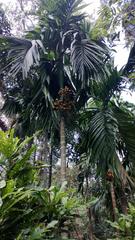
[53,86,74,111]
[106,169,114,182]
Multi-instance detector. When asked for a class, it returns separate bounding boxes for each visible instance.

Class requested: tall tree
[1,0,109,183]
[77,66,135,216]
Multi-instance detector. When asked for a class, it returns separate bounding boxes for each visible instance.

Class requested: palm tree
[0,0,109,183]
[78,66,135,217]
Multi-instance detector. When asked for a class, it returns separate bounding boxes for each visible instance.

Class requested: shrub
[0,130,78,239]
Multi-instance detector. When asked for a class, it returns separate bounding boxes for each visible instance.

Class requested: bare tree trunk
[120,182,128,215]
[60,116,66,183]
[87,207,94,240]
[28,138,34,165]
[33,137,37,165]
[120,181,128,236]
[48,146,52,188]
[110,182,117,221]
[40,133,49,187]
[85,176,89,198]
[120,164,128,215]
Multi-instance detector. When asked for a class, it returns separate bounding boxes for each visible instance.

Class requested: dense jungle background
[0,0,135,239]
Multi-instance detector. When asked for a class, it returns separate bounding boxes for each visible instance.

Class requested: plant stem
[60,116,66,182]
[110,181,117,221]
[48,145,52,188]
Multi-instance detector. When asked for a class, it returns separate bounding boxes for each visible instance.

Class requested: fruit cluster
[106,169,114,182]
[53,86,74,111]
[58,86,73,96]
[53,99,74,111]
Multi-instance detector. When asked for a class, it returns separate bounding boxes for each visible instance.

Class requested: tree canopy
[0,0,135,239]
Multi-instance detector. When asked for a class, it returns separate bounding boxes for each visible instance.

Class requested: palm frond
[113,105,135,163]
[80,108,119,177]
[91,67,123,104]
[2,96,22,116]
[123,42,135,74]
[71,36,107,87]
[0,36,45,78]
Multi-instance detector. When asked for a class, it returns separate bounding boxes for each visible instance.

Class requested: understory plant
[0,130,78,240]
[107,203,135,240]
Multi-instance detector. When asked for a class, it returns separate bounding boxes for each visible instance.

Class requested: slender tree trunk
[28,138,34,165]
[33,137,37,165]
[120,164,128,215]
[120,182,128,215]
[85,176,89,199]
[48,146,53,188]
[120,181,128,236]
[40,133,49,187]
[58,55,67,183]
[110,182,117,221]
[60,116,66,182]
[87,207,94,240]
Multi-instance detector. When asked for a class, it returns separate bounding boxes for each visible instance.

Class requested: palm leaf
[81,108,119,176]
[0,36,45,78]
[71,36,107,87]
[91,67,123,104]
[113,105,135,163]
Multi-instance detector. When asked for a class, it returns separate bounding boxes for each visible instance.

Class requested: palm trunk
[87,207,94,240]
[48,146,53,188]
[85,176,89,199]
[120,164,128,215]
[28,138,34,165]
[110,182,117,221]
[120,182,128,215]
[60,116,66,182]
[33,137,37,165]
[40,133,48,187]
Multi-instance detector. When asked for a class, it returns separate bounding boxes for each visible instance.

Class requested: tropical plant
[0,129,79,239]
[0,0,109,183]
[0,129,37,186]
[77,66,135,219]
[0,180,78,239]
[107,203,135,239]
[0,1,135,239]
[91,0,135,43]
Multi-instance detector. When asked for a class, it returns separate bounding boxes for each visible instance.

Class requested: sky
[0,0,134,103]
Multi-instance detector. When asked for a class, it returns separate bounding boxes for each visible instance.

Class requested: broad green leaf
[2,179,15,196]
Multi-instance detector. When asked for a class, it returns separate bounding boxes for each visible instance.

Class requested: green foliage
[95,0,135,43]
[91,5,114,39]
[5,37,45,79]
[0,129,78,239]
[71,36,107,83]
[0,1,135,239]
[107,203,135,239]
[1,0,109,104]
[0,129,20,159]
[0,129,34,160]
[77,66,135,183]
[0,129,37,186]
[0,180,78,239]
